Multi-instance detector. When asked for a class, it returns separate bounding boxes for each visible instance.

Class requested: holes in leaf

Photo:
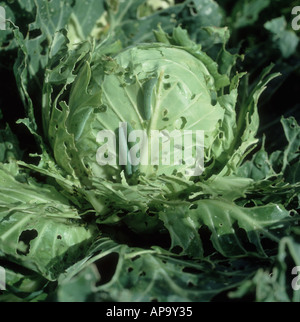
[6,143,13,150]
[198,225,214,257]
[289,210,297,217]
[210,90,218,106]
[29,29,42,39]
[40,39,49,56]
[17,229,38,256]
[163,83,171,90]
[171,169,178,176]
[232,222,257,253]
[131,255,141,262]
[171,245,183,255]
[94,104,108,113]
[260,237,278,253]
[244,200,256,208]
[124,72,136,86]
[175,117,187,130]
[95,252,119,286]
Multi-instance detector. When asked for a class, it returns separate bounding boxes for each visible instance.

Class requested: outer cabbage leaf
[237,117,300,209]
[0,163,98,281]
[159,199,296,258]
[229,236,300,302]
[55,237,261,302]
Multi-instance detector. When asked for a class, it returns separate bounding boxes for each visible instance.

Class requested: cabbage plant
[0,0,299,303]
[40,26,275,222]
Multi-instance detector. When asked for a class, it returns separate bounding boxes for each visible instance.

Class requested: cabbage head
[42,27,277,223]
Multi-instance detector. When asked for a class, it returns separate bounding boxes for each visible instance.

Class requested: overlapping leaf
[159,199,295,258]
[0,163,98,281]
[56,237,261,302]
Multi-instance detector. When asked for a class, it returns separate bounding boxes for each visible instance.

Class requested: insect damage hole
[17,229,38,256]
[95,252,119,286]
